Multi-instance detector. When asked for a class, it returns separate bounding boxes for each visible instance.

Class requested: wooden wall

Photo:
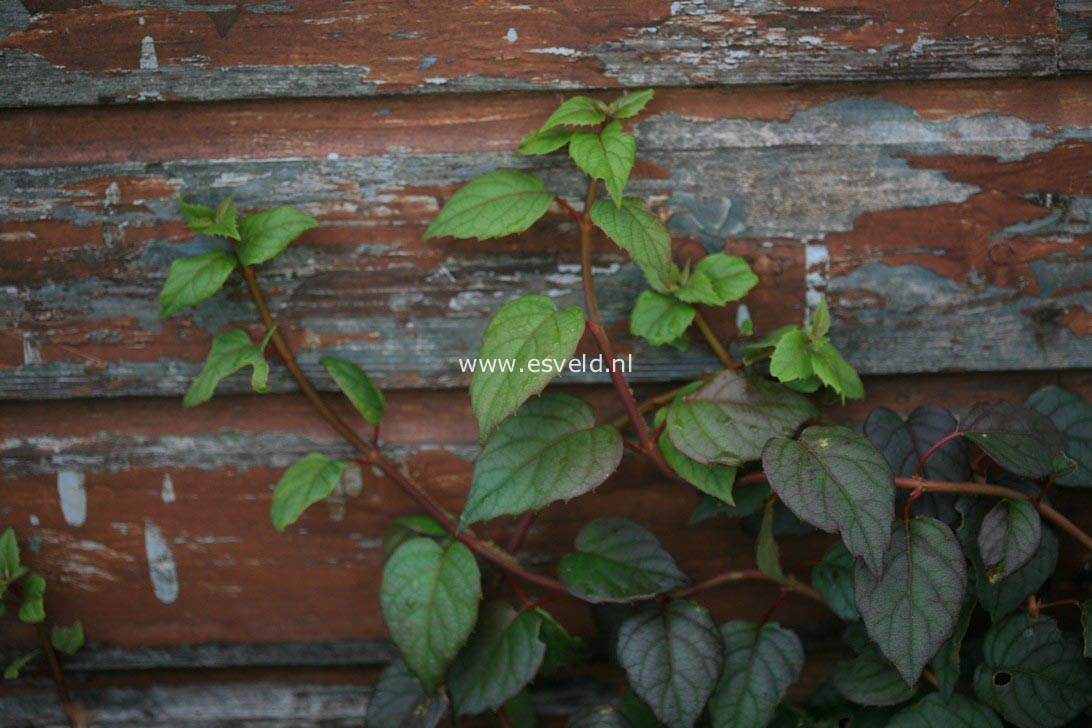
[1,1,1091,724]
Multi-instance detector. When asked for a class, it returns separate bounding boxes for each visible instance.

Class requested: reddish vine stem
[692,310,736,368]
[554,195,582,224]
[506,511,537,553]
[668,568,823,603]
[5,587,79,728]
[237,264,568,596]
[913,432,960,478]
[758,589,791,627]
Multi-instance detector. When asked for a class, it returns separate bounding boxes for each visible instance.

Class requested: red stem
[758,589,791,627]
[555,195,582,224]
[506,511,537,553]
[668,568,823,603]
[913,432,961,478]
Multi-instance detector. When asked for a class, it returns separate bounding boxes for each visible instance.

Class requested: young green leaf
[365,658,448,728]
[811,541,860,621]
[616,600,724,728]
[3,650,40,680]
[960,400,1067,478]
[270,452,349,532]
[590,197,672,286]
[469,295,585,440]
[666,369,817,467]
[0,528,26,585]
[762,426,895,576]
[558,517,690,603]
[383,515,449,561]
[569,121,636,206]
[756,499,786,582]
[709,620,804,728]
[887,693,1001,728]
[673,269,719,305]
[50,620,84,656]
[180,196,241,240]
[831,644,919,707]
[810,296,831,338]
[462,393,622,527]
[425,170,554,240]
[320,356,385,424]
[536,608,590,674]
[975,521,1058,620]
[18,573,45,623]
[517,127,573,155]
[608,89,655,119]
[158,250,238,320]
[977,498,1041,582]
[448,602,546,717]
[540,96,608,130]
[380,538,481,692]
[769,329,813,384]
[183,328,273,407]
[655,408,737,505]
[974,613,1092,728]
[853,518,966,686]
[741,324,795,365]
[630,291,696,347]
[929,584,976,699]
[809,339,864,401]
[692,254,758,305]
[1026,386,1092,486]
[237,206,318,266]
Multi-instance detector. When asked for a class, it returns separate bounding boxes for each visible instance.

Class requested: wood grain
[0,0,1068,108]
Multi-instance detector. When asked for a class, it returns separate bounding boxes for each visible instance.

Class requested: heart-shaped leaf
[977,498,1041,582]
[469,295,585,440]
[630,291,695,347]
[960,401,1067,478]
[50,620,84,657]
[591,198,672,287]
[656,408,737,505]
[1026,386,1092,486]
[366,658,448,728]
[887,693,1001,728]
[666,369,817,467]
[320,356,385,424]
[570,121,636,206]
[462,393,622,527]
[812,541,860,621]
[616,601,724,728]
[183,327,274,407]
[832,643,918,707]
[159,250,238,319]
[448,602,545,716]
[853,517,966,686]
[974,613,1092,728]
[692,254,758,305]
[380,538,481,692]
[930,582,976,699]
[769,329,812,384]
[425,170,554,241]
[270,452,349,532]
[763,426,895,576]
[709,620,804,728]
[559,517,690,602]
[976,523,1058,620]
[238,206,317,265]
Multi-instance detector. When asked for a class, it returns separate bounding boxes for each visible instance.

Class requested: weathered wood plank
[1,81,1090,400]
[0,1,1063,108]
[1060,0,1092,73]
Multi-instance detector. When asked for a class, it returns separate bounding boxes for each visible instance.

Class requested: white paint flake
[57,470,87,527]
[140,36,158,71]
[528,47,581,57]
[161,473,176,504]
[736,303,751,330]
[144,522,179,604]
[104,181,120,207]
[506,27,518,43]
[22,335,42,365]
[805,241,830,317]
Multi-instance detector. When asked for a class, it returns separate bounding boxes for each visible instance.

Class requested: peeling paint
[57,469,87,527]
[139,37,159,71]
[161,473,176,503]
[145,522,179,604]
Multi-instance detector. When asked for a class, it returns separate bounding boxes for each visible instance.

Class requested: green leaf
[541,96,608,130]
[809,339,864,401]
[3,650,40,680]
[757,499,786,582]
[709,620,804,728]
[887,693,1001,728]
[383,515,449,561]
[762,426,895,576]
[50,620,84,656]
[380,538,481,692]
[591,198,672,287]
[630,291,696,347]
[769,329,813,384]
[183,327,273,407]
[448,602,546,716]
[180,196,241,240]
[975,521,1058,620]
[617,691,665,728]
[666,369,817,467]
[693,254,758,305]
[320,356,385,424]
[537,607,589,674]
[1026,386,1092,486]
[498,691,536,728]
[469,295,585,439]
[570,706,632,728]
[930,583,975,699]
[366,658,448,728]
[811,541,860,621]
[655,408,737,505]
[741,325,795,364]
[18,573,45,623]
[558,517,690,603]
[570,121,636,206]
[608,89,655,119]
[518,127,573,155]
[0,528,25,584]
[853,517,966,686]
[810,297,831,338]
[158,250,238,320]
[960,400,1067,478]
[977,498,1040,582]
[270,452,349,532]
[462,393,622,527]
[616,600,724,728]
[425,170,554,240]
[673,269,719,305]
[832,644,918,707]
[974,613,1092,728]
[237,206,318,266]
